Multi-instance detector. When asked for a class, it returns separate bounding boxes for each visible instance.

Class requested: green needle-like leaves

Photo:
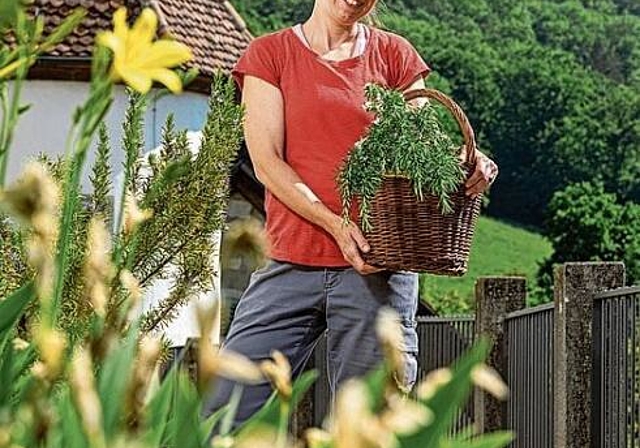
[339,84,465,231]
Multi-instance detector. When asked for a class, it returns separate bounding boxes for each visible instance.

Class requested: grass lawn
[419,216,553,315]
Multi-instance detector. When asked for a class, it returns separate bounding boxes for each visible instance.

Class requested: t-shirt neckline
[288,24,375,67]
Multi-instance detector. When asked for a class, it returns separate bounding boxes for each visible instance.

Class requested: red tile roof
[29,0,252,77]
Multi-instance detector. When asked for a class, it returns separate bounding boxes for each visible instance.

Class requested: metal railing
[505,303,554,448]
[308,316,476,428]
[416,316,476,434]
[593,286,640,448]
[303,284,640,447]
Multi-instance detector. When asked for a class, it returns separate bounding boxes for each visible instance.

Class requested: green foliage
[0,281,34,334]
[0,290,513,448]
[537,181,640,292]
[121,90,146,197]
[136,74,244,333]
[0,73,243,343]
[233,0,313,35]
[0,6,86,184]
[339,84,464,231]
[381,7,640,227]
[530,0,640,83]
[91,123,113,220]
[399,340,509,448]
[0,213,29,298]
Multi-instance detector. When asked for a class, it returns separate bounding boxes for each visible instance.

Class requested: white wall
[6,80,209,187]
[4,79,220,347]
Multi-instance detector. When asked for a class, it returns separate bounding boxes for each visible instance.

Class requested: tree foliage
[537,181,640,292]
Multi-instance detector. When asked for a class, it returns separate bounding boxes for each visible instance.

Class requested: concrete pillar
[474,276,527,432]
[553,262,625,448]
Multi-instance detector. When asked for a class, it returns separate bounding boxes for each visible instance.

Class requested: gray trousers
[202,260,419,426]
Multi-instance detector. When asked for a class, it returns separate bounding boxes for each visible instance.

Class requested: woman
[204,0,498,425]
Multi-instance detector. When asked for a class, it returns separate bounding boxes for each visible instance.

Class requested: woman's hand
[464,149,499,199]
[328,218,382,275]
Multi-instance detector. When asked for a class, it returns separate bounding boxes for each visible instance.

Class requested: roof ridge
[219,0,253,40]
[25,0,253,81]
[141,0,171,36]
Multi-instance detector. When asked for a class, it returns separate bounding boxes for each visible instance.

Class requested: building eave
[27,56,223,95]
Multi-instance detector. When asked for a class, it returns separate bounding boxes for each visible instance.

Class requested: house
[9,0,257,190]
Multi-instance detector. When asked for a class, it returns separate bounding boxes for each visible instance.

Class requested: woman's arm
[242,75,380,274]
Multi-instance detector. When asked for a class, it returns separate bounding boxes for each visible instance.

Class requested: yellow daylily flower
[97,7,192,94]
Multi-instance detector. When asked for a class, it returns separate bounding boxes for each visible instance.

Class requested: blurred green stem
[0,24,29,187]
[276,402,289,448]
[220,384,244,436]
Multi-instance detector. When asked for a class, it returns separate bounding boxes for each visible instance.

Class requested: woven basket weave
[361,88,482,275]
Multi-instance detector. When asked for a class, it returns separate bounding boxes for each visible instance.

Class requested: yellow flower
[332,380,395,448]
[97,8,192,94]
[379,394,433,436]
[305,428,333,448]
[471,363,509,400]
[234,426,293,448]
[0,162,59,231]
[375,307,405,381]
[415,368,452,401]
[12,338,30,351]
[196,304,264,385]
[260,350,293,400]
[35,327,67,379]
[84,218,115,317]
[211,435,235,448]
[70,348,105,444]
[120,269,142,307]
[123,190,152,235]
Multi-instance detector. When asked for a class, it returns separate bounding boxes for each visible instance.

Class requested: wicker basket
[361,88,482,275]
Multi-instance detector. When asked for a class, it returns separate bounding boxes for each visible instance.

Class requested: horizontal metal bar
[594,285,640,300]
[506,302,554,320]
[417,315,474,323]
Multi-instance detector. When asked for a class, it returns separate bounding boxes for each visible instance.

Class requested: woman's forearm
[253,155,342,235]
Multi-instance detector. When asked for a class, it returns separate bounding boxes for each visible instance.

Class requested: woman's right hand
[328,218,382,275]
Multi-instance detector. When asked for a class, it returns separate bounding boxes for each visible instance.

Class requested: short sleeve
[388,35,431,90]
[232,35,283,90]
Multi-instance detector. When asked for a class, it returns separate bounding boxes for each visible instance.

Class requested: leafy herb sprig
[338,84,465,231]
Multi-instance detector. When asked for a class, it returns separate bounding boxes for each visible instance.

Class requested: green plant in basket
[338,83,465,232]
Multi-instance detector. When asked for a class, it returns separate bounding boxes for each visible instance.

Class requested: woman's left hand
[464,149,498,199]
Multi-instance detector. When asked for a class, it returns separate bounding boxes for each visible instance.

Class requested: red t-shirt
[232,26,430,267]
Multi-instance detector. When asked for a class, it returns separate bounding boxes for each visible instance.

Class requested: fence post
[474,276,526,432]
[553,262,625,448]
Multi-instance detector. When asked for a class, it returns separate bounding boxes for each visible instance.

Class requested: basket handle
[404,88,478,167]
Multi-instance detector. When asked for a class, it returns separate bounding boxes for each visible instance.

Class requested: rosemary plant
[338,84,465,231]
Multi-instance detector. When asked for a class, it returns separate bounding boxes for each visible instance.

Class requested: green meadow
[420,216,553,315]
